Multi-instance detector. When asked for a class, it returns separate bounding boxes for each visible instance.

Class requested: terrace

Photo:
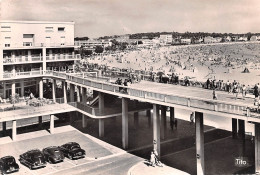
[3,54,42,65]
[46,53,81,61]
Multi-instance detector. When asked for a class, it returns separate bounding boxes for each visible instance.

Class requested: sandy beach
[87,42,260,85]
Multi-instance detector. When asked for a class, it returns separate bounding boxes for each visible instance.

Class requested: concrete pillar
[20,80,24,97]
[42,47,46,72]
[11,81,16,96]
[122,97,129,149]
[232,118,238,138]
[170,107,175,130]
[0,49,3,80]
[99,119,104,137]
[255,123,260,174]
[77,85,81,102]
[12,65,15,77]
[238,119,245,139]
[195,112,204,175]
[82,87,86,104]
[161,106,167,140]
[3,83,6,99]
[99,92,104,114]
[50,115,54,134]
[2,122,7,134]
[12,120,17,141]
[82,114,87,128]
[63,81,67,103]
[147,109,152,128]
[134,112,139,128]
[52,79,56,102]
[153,104,160,158]
[38,116,43,129]
[70,84,75,102]
[39,79,43,98]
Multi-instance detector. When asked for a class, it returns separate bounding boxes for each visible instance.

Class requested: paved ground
[131,81,255,106]
[72,110,255,175]
[0,125,186,175]
[128,161,189,175]
[0,126,114,175]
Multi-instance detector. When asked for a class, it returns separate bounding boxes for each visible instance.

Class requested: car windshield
[71,145,80,150]
[30,152,42,158]
[53,150,61,155]
[3,157,15,164]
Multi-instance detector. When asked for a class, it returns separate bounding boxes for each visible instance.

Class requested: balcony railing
[3,54,42,64]
[46,54,81,61]
[3,71,42,79]
[2,42,75,48]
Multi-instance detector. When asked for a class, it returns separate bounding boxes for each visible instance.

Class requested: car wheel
[68,153,73,160]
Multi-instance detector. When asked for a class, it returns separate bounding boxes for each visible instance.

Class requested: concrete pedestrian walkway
[128,161,189,175]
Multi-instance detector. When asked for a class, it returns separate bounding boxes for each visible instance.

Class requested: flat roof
[0,20,75,25]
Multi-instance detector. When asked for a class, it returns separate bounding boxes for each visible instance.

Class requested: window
[60,36,65,45]
[23,42,32,46]
[1,26,11,32]
[58,27,65,32]
[45,27,53,32]
[4,37,11,47]
[23,34,34,38]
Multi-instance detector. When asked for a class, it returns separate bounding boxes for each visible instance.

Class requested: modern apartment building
[0,20,80,98]
[159,34,173,45]
[74,40,112,50]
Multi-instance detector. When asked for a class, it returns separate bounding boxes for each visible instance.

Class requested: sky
[1,0,260,38]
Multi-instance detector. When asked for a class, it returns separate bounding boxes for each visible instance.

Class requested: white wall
[0,21,75,48]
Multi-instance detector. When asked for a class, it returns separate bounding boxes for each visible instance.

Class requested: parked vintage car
[0,156,19,174]
[42,146,65,163]
[19,149,46,169]
[59,142,85,160]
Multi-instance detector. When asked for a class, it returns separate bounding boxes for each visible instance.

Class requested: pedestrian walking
[190,112,195,124]
[213,89,217,100]
[242,84,247,100]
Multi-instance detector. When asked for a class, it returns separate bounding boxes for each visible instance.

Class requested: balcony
[3,54,42,65]
[3,70,43,79]
[46,53,81,61]
[2,42,75,49]
[45,42,75,47]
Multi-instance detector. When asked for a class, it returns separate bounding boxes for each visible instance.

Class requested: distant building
[141,39,154,47]
[204,36,222,43]
[238,36,247,41]
[250,35,259,41]
[180,38,191,44]
[75,40,112,50]
[225,36,232,42]
[159,34,173,45]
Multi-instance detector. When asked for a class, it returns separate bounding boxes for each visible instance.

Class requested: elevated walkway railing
[52,71,260,119]
[3,70,258,120]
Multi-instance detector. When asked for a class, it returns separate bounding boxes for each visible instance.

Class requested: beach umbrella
[156,71,165,76]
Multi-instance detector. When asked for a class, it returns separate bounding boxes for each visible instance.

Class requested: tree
[75,37,89,41]
[119,42,128,50]
[84,50,93,56]
[94,45,104,53]
[10,93,20,110]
